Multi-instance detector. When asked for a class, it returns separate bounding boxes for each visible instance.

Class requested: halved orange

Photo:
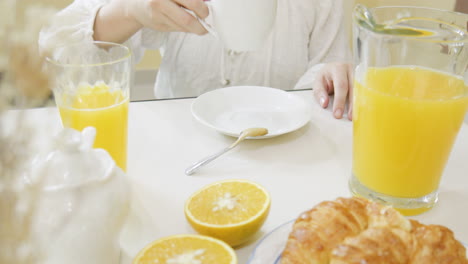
[184,179,271,247]
[132,234,237,264]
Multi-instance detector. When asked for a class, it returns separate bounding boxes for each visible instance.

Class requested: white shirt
[41,0,351,99]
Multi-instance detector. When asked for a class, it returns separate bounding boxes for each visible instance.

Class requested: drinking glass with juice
[58,83,129,170]
[350,5,468,215]
[49,42,131,171]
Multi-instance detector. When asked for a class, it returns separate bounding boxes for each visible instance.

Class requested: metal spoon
[185,127,268,175]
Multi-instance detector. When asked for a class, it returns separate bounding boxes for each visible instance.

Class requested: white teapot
[29,127,129,264]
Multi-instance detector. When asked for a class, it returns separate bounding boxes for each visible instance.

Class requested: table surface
[7,90,468,263]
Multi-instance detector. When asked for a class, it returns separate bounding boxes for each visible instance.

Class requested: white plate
[247,220,468,264]
[191,86,311,138]
[247,220,293,264]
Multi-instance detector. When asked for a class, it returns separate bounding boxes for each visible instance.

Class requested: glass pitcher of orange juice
[48,41,131,171]
[350,5,468,215]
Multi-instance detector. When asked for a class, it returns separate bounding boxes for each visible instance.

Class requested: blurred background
[17,0,464,100]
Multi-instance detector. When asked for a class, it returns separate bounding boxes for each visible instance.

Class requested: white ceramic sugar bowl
[29,127,129,264]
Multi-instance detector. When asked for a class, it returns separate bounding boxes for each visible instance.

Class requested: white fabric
[41,0,352,99]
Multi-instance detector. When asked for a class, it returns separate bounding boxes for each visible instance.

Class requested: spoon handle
[185,146,233,175]
[185,128,266,175]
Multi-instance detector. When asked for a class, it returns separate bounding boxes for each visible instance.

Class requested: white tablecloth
[5,90,468,263]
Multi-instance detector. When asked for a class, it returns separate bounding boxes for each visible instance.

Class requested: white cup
[202,0,277,51]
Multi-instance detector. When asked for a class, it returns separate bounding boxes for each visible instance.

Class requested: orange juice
[58,83,129,171]
[353,66,468,198]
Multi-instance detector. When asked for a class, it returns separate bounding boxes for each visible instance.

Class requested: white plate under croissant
[248,197,468,264]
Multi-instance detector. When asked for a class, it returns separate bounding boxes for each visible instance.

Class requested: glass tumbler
[48,41,132,171]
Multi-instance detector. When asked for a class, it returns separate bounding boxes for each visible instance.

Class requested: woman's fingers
[157,11,190,33]
[346,64,354,120]
[176,0,210,19]
[313,74,331,109]
[330,64,350,119]
[313,63,354,120]
[159,0,208,34]
[135,0,209,34]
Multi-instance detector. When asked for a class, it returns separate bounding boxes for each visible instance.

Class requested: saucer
[191,86,311,138]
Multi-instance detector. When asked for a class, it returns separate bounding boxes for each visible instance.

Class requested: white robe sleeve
[294,0,352,90]
[39,0,167,63]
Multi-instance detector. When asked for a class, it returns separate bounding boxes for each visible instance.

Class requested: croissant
[281,197,468,264]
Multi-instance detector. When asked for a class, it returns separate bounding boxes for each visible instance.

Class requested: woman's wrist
[93,0,143,43]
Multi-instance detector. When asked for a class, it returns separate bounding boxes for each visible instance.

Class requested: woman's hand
[126,0,209,34]
[313,63,354,120]
[94,0,209,43]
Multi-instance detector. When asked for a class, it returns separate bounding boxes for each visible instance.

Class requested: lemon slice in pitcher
[132,234,237,264]
[184,179,271,247]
